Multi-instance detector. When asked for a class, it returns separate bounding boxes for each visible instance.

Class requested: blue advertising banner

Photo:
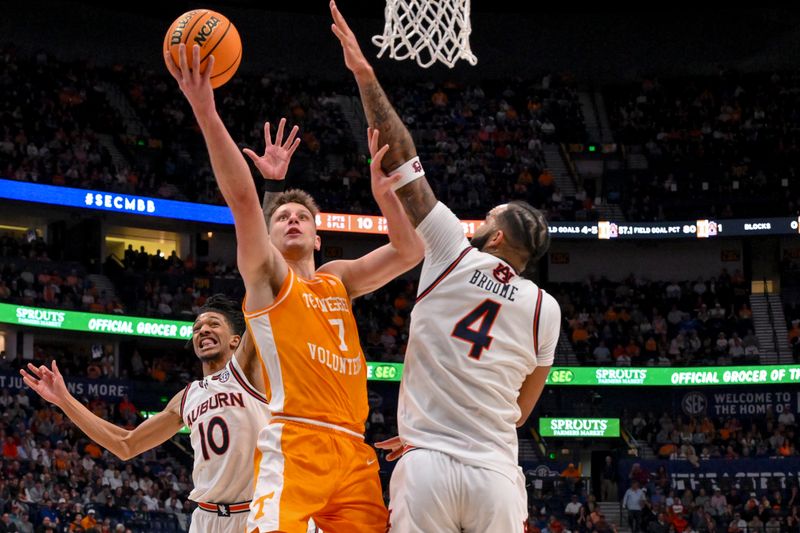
[0,178,233,224]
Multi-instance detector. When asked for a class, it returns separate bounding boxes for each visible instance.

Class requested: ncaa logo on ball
[682,392,707,415]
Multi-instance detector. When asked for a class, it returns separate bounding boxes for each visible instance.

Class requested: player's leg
[461,465,527,533]
[385,449,461,533]
[313,437,388,533]
[248,423,331,533]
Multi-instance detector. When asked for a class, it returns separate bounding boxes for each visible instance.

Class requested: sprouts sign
[2,303,193,340]
[546,366,800,386]
[540,418,620,438]
[0,303,401,382]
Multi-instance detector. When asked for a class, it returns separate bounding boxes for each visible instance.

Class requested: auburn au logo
[492,264,514,284]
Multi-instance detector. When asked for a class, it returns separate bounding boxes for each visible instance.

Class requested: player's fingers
[283,125,300,149]
[53,359,62,377]
[287,138,301,157]
[264,122,273,147]
[275,118,286,146]
[372,144,390,167]
[163,50,181,81]
[242,148,259,163]
[374,436,402,449]
[330,1,353,35]
[25,363,42,379]
[191,45,202,83]
[178,44,190,80]
[386,449,403,462]
[203,54,215,83]
[21,375,40,390]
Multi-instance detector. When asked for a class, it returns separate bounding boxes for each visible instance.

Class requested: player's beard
[470,232,491,251]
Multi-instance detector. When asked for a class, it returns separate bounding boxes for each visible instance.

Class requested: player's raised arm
[318,129,425,298]
[330,1,437,227]
[242,117,302,225]
[21,361,184,460]
[164,44,287,310]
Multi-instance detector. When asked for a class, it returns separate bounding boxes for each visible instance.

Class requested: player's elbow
[115,434,138,461]
[517,403,536,427]
[403,247,425,271]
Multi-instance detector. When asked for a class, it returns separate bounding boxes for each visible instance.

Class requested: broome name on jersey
[468,269,519,302]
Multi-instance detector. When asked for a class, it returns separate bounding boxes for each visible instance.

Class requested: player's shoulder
[537,289,561,319]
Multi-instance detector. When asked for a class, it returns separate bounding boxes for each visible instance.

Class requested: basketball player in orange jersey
[20,295,273,533]
[332,3,561,532]
[165,43,424,533]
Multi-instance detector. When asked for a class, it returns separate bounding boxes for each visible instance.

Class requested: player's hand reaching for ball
[164,43,216,115]
[330,0,373,79]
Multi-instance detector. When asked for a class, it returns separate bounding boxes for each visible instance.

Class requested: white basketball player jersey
[399,202,561,481]
[181,356,269,504]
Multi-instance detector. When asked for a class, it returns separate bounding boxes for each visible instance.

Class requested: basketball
[163,9,242,88]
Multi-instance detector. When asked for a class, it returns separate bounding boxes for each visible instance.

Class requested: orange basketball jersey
[244,269,368,435]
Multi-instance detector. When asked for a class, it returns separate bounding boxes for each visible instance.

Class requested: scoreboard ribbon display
[3,179,800,239]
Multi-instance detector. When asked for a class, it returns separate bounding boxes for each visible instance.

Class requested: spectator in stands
[561,462,582,481]
[565,494,582,529]
[624,480,647,533]
[779,407,796,427]
[601,455,618,501]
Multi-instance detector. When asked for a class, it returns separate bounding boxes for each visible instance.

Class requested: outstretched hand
[20,361,69,407]
[164,43,216,114]
[330,0,373,77]
[368,127,402,198]
[243,118,301,181]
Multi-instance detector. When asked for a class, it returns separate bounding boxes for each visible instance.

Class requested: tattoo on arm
[395,178,438,228]
[359,79,417,171]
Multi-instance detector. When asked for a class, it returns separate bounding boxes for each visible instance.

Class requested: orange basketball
[163,9,242,89]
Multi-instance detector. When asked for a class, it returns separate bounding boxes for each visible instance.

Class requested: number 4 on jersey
[451,300,501,359]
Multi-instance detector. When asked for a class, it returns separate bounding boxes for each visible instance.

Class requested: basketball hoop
[372,0,478,69]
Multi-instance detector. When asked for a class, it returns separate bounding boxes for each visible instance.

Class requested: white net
[372,0,478,69]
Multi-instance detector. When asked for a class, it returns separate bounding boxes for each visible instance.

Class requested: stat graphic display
[539,418,620,438]
[3,178,800,239]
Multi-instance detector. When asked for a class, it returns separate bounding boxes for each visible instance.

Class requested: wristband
[391,156,425,191]
[263,180,286,193]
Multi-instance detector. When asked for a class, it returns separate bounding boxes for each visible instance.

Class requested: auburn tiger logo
[493,263,514,284]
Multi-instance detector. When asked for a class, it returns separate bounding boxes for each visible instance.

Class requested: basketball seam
[181,10,209,46]
[211,46,241,79]
[201,19,232,63]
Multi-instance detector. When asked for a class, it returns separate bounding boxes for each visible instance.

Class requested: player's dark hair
[264,189,320,228]
[197,294,245,336]
[496,201,550,278]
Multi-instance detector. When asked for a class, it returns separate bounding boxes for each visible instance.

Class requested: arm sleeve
[416,201,471,268]
[535,291,562,367]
